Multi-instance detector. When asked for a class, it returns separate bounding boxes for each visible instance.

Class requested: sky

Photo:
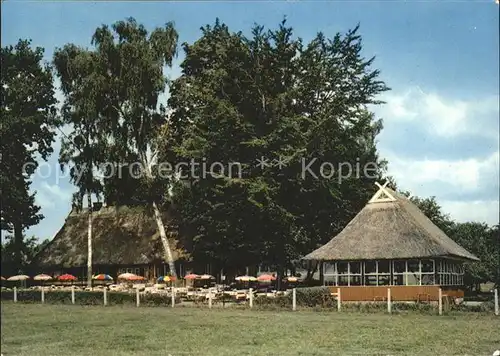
[2,0,499,241]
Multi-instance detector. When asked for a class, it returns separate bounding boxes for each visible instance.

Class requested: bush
[0,290,177,306]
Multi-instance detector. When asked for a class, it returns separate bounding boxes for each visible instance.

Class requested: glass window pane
[349,275,362,286]
[378,275,390,286]
[364,275,377,286]
[408,260,419,273]
[392,275,405,285]
[337,262,348,274]
[324,263,336,275]
[378,260,390,273]
[349,262,361,274]
[406,273,420,285]
[421,274,435,285]
[393,260,406,273]
[365,261,376,274]
[338,275,349,286]
[421,259,434,273]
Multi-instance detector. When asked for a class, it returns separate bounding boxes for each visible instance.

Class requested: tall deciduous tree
[53,44,108,287]
[1,40,58,273]
[88,18,179,277]
[168,19,389,280]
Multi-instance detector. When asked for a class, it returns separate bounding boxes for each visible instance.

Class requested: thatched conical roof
[33,206,189,268]
[303,184,479,261]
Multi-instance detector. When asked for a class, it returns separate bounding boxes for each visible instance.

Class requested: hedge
[1,290,180,306]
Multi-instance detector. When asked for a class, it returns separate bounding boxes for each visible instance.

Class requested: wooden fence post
[438,288,443,316]
[249,288,253,308]
[136,288,140,307]
[71,286,75,305]
[103,288,107,306]
[14,287,17,303]
[337,288,341,312]
[292,288,297,311]
[387,288,391,314]
[41,287,45,304]
[495,289,499,316]
[171,287,175,308]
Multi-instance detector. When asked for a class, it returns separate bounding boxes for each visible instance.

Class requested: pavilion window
[337,262,349,286]
[406,260,421,285]
[349,262,362,286]
[364,261,377,286]
[437,260,464,286]
[420,259,435,285]
[323,262,337,286]
[392,260,406,286]
[377,260,391,286]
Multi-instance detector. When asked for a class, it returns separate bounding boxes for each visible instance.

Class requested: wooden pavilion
[303,182,479,301]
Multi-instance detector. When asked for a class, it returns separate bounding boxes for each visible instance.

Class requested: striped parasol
[34,274,53,281]
[92,274,113,281]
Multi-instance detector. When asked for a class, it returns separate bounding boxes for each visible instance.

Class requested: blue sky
[2,1,499,241]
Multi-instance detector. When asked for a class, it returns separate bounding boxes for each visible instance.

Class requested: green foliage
[0,40,59,273]
[168,19,389,276]
[1,236,49,276]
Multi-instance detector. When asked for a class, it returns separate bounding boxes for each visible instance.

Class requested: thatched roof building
[304,185,478,262]
[33,206,189,269]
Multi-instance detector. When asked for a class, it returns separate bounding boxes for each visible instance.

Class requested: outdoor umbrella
[1,276,5,280]
[157,276,176,283]
[257,274,276,282]
[284,276,299,283]
[57,274,77,281]
[184,274,199,280]
[235,275,257,282]
[34,274,53,281]
[117,273,138,280]
[92,274,113,281]
[129,275,145,281]
[7,275,30,281]
[199,274,215,280]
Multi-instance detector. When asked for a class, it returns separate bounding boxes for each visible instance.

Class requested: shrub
[0,290,177,306]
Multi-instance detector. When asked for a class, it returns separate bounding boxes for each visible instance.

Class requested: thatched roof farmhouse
[33,206,189,274]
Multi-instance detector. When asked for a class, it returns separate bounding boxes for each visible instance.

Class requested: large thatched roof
[304,184,479,262]
[34,206,189,268]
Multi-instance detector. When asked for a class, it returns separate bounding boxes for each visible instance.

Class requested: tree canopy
[0,40,58,273]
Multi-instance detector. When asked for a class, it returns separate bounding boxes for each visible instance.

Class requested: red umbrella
[58,274,77,281]
[184,274,199,280]
[257,274,276,282]
[129,275,145,281]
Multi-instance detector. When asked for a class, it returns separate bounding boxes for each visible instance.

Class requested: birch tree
[90,18,179,277]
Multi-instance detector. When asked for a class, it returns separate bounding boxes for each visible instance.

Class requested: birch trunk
[152,200,177,279]
[141,154,178,279]
[87,193,93,288]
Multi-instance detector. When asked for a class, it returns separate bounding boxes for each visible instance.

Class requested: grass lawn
[1,302,499,356]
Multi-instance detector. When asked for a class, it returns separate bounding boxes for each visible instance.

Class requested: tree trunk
[140,154,178,279]
[13,221,23,274]
[87,193,93,288]
[152,200,178,279]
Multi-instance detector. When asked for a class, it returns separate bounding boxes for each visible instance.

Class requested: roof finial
[368,180,397,203]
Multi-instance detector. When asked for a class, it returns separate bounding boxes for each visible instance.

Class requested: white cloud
[377,87,499,139]
[34,182,72,211]
[384,150,499,193]
[440,200,499,225]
